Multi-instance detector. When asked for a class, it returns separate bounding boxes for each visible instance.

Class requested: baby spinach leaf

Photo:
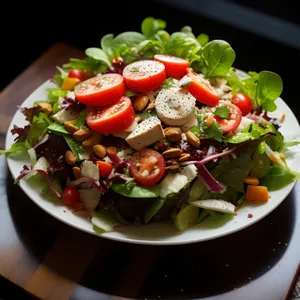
[201,40,235,77]
[85,47,111,66]
[165,32,201,59]
[256,71,283,112]
[141,17,166,38]
[197,33,209,46]
[111,181,160,198]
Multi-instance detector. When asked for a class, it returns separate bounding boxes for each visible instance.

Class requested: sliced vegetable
[185,68,219,106]
[154,54,189,77]
[74,74,125,106]
[122,60,166,92]
[191,199,235,214]
[129,148,166,186]
[214,100,242,133]
[174,204,199,231]
[86,96,135,134]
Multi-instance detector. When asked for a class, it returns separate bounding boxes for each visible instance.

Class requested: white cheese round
[155,88,196,126]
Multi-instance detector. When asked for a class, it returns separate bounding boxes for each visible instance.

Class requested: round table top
[0,43,299,300]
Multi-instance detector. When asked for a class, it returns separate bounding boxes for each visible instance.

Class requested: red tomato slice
[153,54,189,78]
[232,93,253,116]
[122,60,166,92]
[129,149,166,187]
[74,74,125,106]
[97,161,113,178]
[185,68,219,107]
[86,96,135,134]
[214,100,242,133]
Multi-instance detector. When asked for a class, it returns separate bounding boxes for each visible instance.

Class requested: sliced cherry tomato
[129,149,166,187]
[153,54,189,78]
[185,68,219,106]
[61,187,80,207]
[97,161,113,178]
[232,93,252,116]
[74,74,125,106]
[122,60,166,92]
[68,69,85,82]
[86,96,135,134]
[214,100,242,133]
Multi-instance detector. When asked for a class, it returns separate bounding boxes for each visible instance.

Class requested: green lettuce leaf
[141,17,166,38]
[260,165,300,191]
[111,181,160,198]
[0,141,31,156]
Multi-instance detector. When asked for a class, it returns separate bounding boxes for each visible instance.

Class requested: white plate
[5,78,300,245]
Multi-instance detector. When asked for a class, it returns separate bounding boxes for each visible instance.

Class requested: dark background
[1,0,300,117]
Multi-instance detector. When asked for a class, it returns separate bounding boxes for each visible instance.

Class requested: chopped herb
[214,106,230,119]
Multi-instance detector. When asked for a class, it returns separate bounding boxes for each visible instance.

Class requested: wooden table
[0,43,299,300]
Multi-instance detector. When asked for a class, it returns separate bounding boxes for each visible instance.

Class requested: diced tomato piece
[97,161,113,178]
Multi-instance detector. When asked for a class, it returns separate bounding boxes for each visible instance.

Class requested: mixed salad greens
[2,17,300,233]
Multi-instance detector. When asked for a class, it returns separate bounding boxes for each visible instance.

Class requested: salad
[2,17,300,233]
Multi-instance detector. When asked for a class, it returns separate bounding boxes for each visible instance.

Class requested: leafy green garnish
[27,113,53,145]
[136,110,158,120]
[249,149,271,179]
[189,125,201,137]
[0,141,31,156]
[256,71,283,112]
[63,135,83,161]
[260,165,300,191]
[201,40,235,77]
[197,33,209,46]
[141,17,167,39]
[73,110,87,129]
[111,181,160,198]
[85,47,111,67]
[165,32,201,60]
[47,122,69,135]
[225,122,276,144]
[125,90,139,97]
[144,197,165,223]
[282,141,300,150]
[202,121,223,142]
[162,77,178,89]
[214,106,230,119]
[47,88,68,103]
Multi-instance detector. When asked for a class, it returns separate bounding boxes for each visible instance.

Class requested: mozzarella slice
[80,160,99,181]
[159,172,189,198]
[52,108,78,124]
[155,88,196,126]
[191,199,235,214]
[78,187,101,211]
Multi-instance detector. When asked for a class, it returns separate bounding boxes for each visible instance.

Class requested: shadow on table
[5,160,297,299]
